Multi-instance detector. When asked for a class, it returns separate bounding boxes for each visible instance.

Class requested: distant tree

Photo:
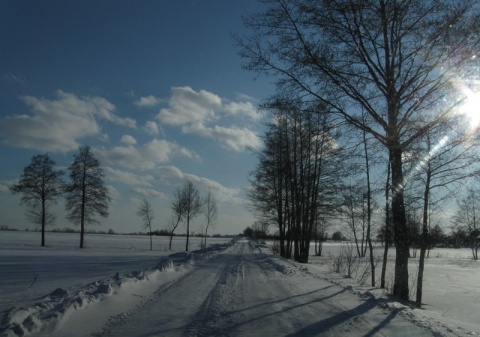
[10,153,64,246]
[65,146,110,248]
[137,198,154,251]
[341,183,368,257]
[243,226,253,238]
[427,225,446,254]
[203,189,217,249]
[452,187,480,260]
[332,231,344,241]
[252,220,269,241]
[178,180,204,251]
[313,218,329,256]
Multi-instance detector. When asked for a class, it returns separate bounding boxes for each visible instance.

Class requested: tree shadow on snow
[285,298,399,337]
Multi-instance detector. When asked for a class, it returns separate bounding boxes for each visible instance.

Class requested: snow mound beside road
[0,239,234,337]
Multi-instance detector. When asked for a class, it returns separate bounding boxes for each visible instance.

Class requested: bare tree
[238,0,480,300]
[168,186,184,250]
[313,217,329,256]
[341,183,368,258]
[10,154,64,246]
[179,180,203,252]
[203,189,218,249]
[137,198,154,251]
[65,146,110,248]
[452,187,480,261]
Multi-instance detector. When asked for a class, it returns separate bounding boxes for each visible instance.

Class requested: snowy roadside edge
[0,239,236,337]
[256,243,478,337]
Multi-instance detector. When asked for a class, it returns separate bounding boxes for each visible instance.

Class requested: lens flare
[457,83,480,129]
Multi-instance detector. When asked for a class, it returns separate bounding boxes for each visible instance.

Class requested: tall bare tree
[10,154,64,246]
[203,189,218,249]
[168,186,185,250]
[137,198,154,251]
[65,146,110,248]
[179,180,203,252]
[238,0,480,300]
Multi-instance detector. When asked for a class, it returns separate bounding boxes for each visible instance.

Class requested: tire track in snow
[183,258,245,336]
[91,270,193,337]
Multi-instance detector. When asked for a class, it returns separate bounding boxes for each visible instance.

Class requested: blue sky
[0,0,273,235]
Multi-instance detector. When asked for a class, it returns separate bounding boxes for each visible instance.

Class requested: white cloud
[107,185,120,201]
[104,167,154,186]
[134,95,162,107]
[224,101,261,121]
[1,179,21,194]
[183,123,262,151]
[121,135,137,145]
[235,92,257,102]
[143,121,163,136]
[157,86,221,126]
[132,187,167,200]
[0,90,135,152]
[156,86,262,152]
[153,166,245,205]
[95,139,200,170]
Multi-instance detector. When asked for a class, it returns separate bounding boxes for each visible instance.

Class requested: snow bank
[0,239,235,337]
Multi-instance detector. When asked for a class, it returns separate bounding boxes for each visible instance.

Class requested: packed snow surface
[1,231,479,336]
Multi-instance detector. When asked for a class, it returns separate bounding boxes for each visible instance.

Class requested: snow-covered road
[89,239,441,337]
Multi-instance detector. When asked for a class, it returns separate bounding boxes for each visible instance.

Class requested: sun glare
[459,86,480,129]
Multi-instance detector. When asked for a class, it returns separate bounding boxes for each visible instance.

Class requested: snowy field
[273,241,480,335]
[1,232,479,336]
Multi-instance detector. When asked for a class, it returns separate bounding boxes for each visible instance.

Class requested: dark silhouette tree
[203,189,218,249]
[332,231,344,241]
[249,98,344,263]
[137,198,154,251]
[238,0,480,301]
[65,146,110,248]
[10,153,64,246]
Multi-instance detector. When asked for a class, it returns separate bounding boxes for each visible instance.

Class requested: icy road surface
[92,239,440,337]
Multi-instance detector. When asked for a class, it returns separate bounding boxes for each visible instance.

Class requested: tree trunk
[185,218,190,251]
[41,198,46,247]
[80,169,87,249]
[390,146,409,301]
[169,232,174,250]
[149,225,153,251]
[380,156,391,289]
[363,129,375,287]
[417,136,432,308]
[204,226,209,249]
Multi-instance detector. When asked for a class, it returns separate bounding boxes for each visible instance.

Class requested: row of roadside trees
[239,0,480,306]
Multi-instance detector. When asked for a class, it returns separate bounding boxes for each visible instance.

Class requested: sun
[458,85,480,129]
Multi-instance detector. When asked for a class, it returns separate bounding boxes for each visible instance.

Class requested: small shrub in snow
[329,243,358,278]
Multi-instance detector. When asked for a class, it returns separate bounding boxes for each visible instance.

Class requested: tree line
[10,146,218,251]
[238,0,480,306]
